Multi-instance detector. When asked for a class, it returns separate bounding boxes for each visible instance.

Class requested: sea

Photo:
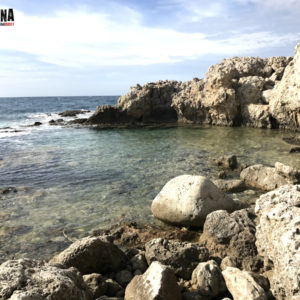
[0,96,299,262]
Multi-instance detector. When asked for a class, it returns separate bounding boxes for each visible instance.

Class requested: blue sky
[0,0,299,97]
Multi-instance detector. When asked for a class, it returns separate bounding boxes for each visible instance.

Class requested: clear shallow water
[0,96,299,262]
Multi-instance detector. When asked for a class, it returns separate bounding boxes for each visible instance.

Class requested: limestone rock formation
[151,175,238,227]
[0,258,92,299]
[85,43,300,131]
[222,267,267,300]
[50,236,126,275]
[124,261,182,300]
[145,238,209,280]
[200,209,261,272]
[255,185,300,299]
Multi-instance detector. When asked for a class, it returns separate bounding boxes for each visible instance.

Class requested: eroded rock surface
[50,236,126,275]
[145,238,209,280]
[0,258,92,299]
[255,185,300,299]
[200,209,261,271]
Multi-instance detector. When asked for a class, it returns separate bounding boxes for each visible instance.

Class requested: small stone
[105,279,124,297]
[125,261,181,300]
[191,260,227,297]
[83,273,107,298]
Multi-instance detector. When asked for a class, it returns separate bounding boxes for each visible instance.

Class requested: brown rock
[50,236,126,275]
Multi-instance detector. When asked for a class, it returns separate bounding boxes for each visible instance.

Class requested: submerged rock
[255,185,300,299]
[151,175,239,227]
[145,238,209,280]
[212,155,238,170]
[125,261,182,300]
[50,236,126,275]
[213,179,247,193]
[0,258,92,299]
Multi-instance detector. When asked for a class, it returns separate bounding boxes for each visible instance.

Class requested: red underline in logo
[0,22,14,26]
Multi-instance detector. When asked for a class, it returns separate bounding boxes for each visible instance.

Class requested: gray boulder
[255,185,300,299]
[151,175,238,227]
[0,258,92,299]
[125,261,181,300]
[50,236,126,275]
[145,238,209,280]
[191,260,227,297]
[200,209,261,272]
[240,164,287,191]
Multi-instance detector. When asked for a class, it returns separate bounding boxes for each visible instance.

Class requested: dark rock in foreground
[50,236,126,275]
[145,238,209,280]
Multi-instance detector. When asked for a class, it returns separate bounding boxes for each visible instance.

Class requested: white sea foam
[0,110,94,139]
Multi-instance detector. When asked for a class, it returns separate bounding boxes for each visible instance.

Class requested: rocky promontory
[78,42,300,131]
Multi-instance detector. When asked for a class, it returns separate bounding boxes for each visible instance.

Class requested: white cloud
[0,5,299,69]
[235,0,300,11]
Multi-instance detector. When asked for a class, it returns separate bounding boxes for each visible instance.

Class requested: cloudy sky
[0,0,299,97]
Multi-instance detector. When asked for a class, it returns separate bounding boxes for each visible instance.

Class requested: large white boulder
[151,175,238,227]
[255,185,300,299]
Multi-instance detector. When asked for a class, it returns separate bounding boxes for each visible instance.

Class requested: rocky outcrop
[125,261,182,300]
[240,162,300,191]
[50,236,126,275]
[145,238,209,280]
[59,110,90,117]
[0,258,92,299]
[222,267,267,300]
[200,209,261,272]
[85,43,300,131]
[255,185,300,299]
[151,175,239,227]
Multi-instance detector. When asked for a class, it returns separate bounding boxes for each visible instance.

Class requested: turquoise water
[0,96,299,262]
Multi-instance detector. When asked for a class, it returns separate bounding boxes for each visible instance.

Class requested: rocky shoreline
[1,157,300,299]
[1,42,300,299]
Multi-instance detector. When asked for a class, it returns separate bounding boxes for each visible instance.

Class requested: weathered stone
[83,273,107,298]
[145,238,209,280]
[130,252,148,273]
[200,209,261,272]
[125,261,182,300]
[212,155,238,170]
[240,164,288,191]
[152,175,238,227]
[115,270,133,288]
[222,267,267,300]
[274,161,300,184]
[213,179,247,193]
[0,258,92,299]
[191,260,227,297]
[255,185,300,299]
[50,236,126,275]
